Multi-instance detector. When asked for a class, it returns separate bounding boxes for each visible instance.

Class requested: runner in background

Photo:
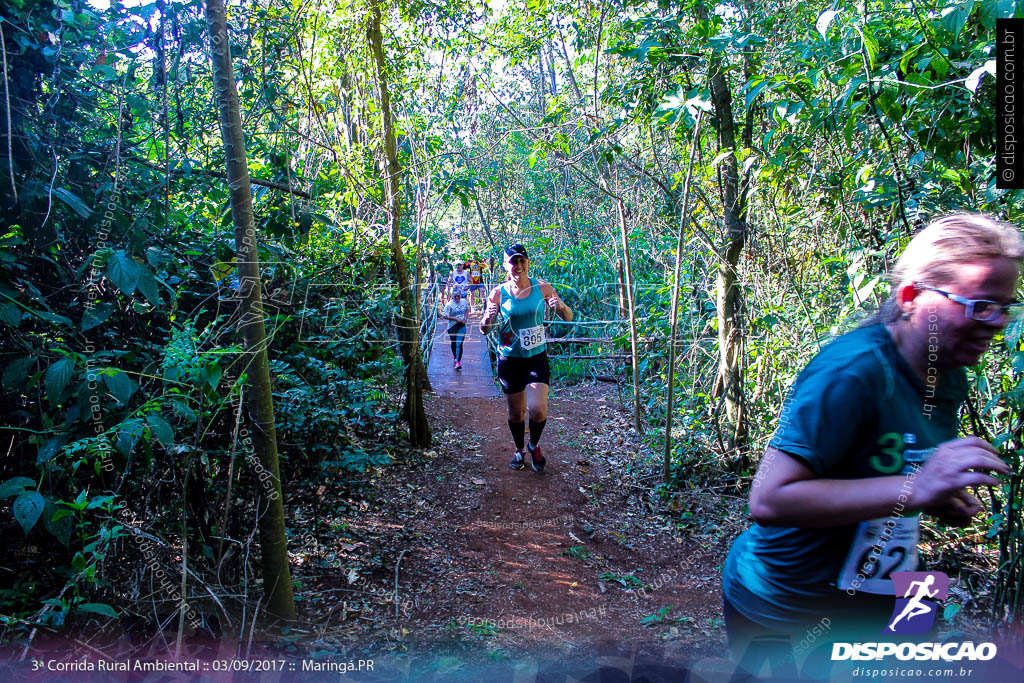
[449,262,470,303]
[436,256,453,306]
[441,290,469,369]
[720,213,1020,676]
[480,244,572,472]
[464,251,488,312]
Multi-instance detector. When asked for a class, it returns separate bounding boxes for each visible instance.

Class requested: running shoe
[527,442,546,473]
[455,361,462,370]
[509,449,525,470]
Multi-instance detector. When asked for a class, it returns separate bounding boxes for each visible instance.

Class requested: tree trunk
[616,258,626,319]
[473,192,497,249]
[368,0,430,446]
[205,0,295,622]
[663,112,703,483]
[698,2,747,450]
[612,196,642,435]
[546,41,558,97]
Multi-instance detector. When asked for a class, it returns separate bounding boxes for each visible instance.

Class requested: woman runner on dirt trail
[720,213,1019,674]
[480,244,572,472]
[441,289,469,369]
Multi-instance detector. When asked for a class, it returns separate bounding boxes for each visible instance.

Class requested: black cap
[504,244,528,260]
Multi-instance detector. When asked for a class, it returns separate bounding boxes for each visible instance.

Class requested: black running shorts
[496,352,550,395]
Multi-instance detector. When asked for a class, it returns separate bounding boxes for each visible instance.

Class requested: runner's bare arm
[749,440,1008,527]
[540,281,572,322]
[480,287,502,335]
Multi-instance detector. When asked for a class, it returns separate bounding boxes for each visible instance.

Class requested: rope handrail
[419,278,440,364]
[546,319,620,327]
[479,287,628,372]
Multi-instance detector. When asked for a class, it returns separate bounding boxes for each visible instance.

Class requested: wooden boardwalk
[427,311,501,398]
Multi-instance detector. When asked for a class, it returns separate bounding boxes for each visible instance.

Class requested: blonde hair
[875,213,1023,322]
[891,213,1023,287]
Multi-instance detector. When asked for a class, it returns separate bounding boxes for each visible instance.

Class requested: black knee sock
[528,419,546,447]
[508,420,526,450]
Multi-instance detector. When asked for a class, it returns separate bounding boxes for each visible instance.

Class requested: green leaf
[36,437,64,466]
[33,311,73,326]
[71,551,86,571]
[116,419,145,457]
[620,36,662,62]
[0,476,35,499]
[52,187,93,219]
[203,361,222,390]
[899,43,925,75]
[0,303,21,326]
[43,500,72,546]
[1005,318,1024,349]
[85,494,116,510]
[136,268,160,306]
[744,78,772,110]
[13,491,45,534]
[2,356,35,390]
[45,357,74,403]
[861,29,879,70]
[943,603,962,620]
[992,433,1013,450]
[82,302,115,331]
[102,369,134,405]
[146,413,174,447]
[76,603,118,619]
[106,252,141,296]
[979,0,1014,30]
[939,0,976,38]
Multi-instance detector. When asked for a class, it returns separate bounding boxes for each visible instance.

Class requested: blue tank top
[496,278,546,358]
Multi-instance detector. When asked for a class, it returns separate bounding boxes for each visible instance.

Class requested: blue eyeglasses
[916,284,1024,322]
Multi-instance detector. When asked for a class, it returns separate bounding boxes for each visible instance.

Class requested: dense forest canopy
[2,0,1024,672]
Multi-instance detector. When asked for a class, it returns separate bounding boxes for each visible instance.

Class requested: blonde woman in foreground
[721,213,1020,677]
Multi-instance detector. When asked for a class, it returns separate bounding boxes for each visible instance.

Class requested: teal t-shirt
[496,278,546,358]
[722,323,967,630]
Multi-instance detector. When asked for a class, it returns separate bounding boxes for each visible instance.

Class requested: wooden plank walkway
[428,311,501,398]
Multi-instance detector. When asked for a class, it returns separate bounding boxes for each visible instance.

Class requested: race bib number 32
[838,516,920,594]
[519,325,545,351]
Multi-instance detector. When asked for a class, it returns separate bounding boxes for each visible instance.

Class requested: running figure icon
[888,575,938,631]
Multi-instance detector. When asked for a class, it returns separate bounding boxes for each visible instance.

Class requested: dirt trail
[387,313,731,658]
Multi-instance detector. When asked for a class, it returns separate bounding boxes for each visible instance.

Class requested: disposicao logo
[884,570,947,635]
[831,571,997,663]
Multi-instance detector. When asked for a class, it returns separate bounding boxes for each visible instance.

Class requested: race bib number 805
[519,325,545,351]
